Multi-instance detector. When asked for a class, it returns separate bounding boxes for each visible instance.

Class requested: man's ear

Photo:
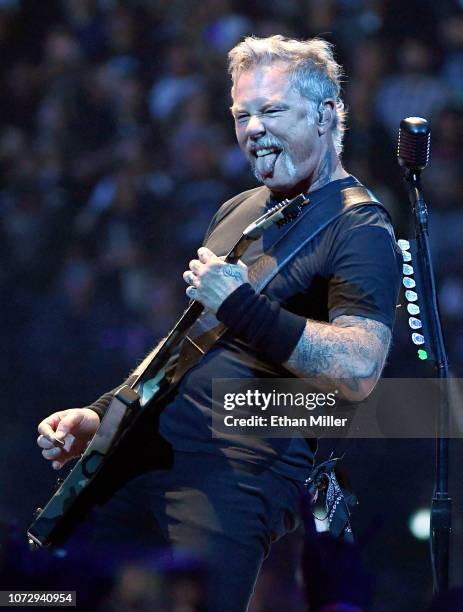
[317,99,335,134]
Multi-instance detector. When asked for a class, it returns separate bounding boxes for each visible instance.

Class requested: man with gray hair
[229,34,347,155]
[37,35,401,611]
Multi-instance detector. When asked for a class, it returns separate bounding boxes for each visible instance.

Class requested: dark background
[1,1,463,610]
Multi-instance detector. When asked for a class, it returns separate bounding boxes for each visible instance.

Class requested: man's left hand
[183,247,249,313]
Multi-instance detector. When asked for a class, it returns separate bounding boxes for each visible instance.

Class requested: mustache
[247,139,284,154]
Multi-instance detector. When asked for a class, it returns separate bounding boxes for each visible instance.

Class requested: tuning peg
[412,333,425,345]
[28,538,40,551]
[409,317,422,329]
[405,290,418,302]
[407,303,420,315]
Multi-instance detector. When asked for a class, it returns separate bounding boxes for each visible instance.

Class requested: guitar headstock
[243,193,310,239]
[274,193,310,227]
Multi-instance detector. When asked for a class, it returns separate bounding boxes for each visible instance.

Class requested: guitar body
[27,384,173,549]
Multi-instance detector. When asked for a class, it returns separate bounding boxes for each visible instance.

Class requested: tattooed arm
[285,315,391,401]
[183,246,392,401]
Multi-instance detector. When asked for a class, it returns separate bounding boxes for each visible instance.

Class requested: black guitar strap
[168,185,386,385]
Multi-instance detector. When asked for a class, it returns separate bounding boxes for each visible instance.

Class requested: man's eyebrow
[230,101,289,115]
[261,101,289,111]
[230,105,249,115]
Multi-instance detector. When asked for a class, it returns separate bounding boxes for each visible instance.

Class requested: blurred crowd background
[1,1,463,610]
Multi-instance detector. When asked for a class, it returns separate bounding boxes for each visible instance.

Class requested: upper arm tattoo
[285,314,392,396]
[332,315,392,372]
[332,314,391,337]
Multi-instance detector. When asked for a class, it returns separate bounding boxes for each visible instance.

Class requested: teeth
[255,148,279,157]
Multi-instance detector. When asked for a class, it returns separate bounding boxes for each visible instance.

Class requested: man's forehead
[232,62,293,103]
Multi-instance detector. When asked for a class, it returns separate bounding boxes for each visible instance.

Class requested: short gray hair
[228,35,346,155]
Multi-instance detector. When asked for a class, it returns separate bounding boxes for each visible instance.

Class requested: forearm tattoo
[285,315,392,398]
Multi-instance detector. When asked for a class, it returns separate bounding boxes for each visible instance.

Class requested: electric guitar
[27,194,309,549]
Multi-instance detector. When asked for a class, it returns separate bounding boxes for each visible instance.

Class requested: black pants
[93,451,304,612]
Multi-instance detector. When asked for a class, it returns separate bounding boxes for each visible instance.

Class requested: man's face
[232,62,320,193]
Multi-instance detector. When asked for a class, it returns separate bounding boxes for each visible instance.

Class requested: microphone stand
[402,169,451,594]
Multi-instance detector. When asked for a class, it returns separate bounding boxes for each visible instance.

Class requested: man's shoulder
[339,199,394,233]
[330,176,394,232]
[312,177,398,256]
[217,185,269,220]
[205,185,269,239]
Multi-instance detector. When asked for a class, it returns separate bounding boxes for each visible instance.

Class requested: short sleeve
[327,219,402,330]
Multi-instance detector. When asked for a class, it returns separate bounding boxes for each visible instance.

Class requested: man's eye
[236,114,249,122]
[265,109,280,114]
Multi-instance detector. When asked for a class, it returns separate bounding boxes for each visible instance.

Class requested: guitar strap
[167,185,386,385]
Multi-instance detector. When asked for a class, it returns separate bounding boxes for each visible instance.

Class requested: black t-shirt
[159,176,403,481]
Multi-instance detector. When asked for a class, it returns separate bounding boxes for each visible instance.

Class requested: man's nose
[246,115,266,139]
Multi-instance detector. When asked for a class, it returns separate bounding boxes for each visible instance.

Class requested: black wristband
[86,374,138,420]
[216,283,306,364]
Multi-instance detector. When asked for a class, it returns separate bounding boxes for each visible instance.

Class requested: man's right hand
[37,408,100,470]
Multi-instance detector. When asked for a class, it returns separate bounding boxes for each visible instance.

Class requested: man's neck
[308,151,349,193]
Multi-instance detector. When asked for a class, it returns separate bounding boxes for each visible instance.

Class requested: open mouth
[254,146,280,157]
[252,147,282,177]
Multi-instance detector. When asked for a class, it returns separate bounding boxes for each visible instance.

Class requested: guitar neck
[130,233,256,388]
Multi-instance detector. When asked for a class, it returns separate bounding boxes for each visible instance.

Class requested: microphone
[397,117,430,172]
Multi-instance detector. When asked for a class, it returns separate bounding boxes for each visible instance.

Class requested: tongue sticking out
[255,152,280,177]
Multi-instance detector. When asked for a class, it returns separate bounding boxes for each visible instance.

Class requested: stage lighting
[408,508,430,540]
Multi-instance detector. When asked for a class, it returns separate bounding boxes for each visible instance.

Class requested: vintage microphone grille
[397,117,430,170]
